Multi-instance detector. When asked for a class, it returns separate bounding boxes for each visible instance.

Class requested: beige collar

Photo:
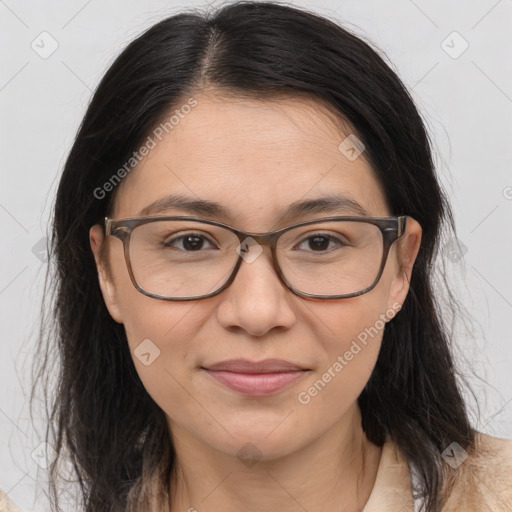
[363,437,416,512]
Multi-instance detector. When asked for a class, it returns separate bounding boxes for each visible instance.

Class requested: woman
[21,1,511,511]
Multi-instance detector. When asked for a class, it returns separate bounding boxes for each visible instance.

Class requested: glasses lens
[277,220,384,296]
[129,219,240,298]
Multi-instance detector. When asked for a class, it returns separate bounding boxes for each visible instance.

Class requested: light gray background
[1,0,511,510]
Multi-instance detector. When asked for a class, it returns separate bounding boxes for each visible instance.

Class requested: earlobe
[89,224,124,324]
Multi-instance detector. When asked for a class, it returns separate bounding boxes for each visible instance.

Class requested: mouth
[201,358,309,397]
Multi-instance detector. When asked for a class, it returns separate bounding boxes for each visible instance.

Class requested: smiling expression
[89,90,421,462]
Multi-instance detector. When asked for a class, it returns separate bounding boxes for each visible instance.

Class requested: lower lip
[203,369,306,396]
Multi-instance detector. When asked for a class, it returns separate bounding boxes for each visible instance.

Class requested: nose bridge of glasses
[230,232,285,295]
[231,230,281,278]
[238,231,279,249]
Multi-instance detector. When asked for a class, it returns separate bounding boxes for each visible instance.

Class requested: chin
[202,422,308,462]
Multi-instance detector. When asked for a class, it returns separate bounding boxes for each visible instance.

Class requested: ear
[89,224,124,324]
[387,217,422,311]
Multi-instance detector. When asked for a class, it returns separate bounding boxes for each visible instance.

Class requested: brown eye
[295,233,347,252]
[163,233,217,251]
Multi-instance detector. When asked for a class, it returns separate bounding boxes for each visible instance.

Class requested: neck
[168,404,382,512]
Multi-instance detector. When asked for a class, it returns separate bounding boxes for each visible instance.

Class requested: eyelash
[162,231,348,252]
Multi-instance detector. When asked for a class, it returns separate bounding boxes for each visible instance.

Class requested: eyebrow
[136,193,370,220]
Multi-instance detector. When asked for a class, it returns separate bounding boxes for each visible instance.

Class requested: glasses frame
[104,215,408,301]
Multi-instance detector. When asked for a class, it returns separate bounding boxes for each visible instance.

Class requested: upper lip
[202,358,307,373]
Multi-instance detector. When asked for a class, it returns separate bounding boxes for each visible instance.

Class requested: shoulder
[0,490,22,512]
[442,432,512,511]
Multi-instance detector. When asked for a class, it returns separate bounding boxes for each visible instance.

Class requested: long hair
[33,2,475,510]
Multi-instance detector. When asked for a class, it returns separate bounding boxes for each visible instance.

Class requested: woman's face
[90,92,421,462]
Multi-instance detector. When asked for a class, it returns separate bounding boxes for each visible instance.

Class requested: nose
[215,246,297,337]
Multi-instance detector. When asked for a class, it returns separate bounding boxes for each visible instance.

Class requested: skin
[90,90,422,512]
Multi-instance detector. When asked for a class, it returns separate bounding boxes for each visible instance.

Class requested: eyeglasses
[104,215,407,301]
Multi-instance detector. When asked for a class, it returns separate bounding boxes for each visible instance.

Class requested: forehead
[112,92,389,227]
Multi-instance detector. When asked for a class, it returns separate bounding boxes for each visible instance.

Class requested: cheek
[119,296,212,410]
[296,294,391,409]
[305,291,390,354]
[296,342,381,421]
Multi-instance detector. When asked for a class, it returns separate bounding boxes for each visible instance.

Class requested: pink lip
[202,359,308,397]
